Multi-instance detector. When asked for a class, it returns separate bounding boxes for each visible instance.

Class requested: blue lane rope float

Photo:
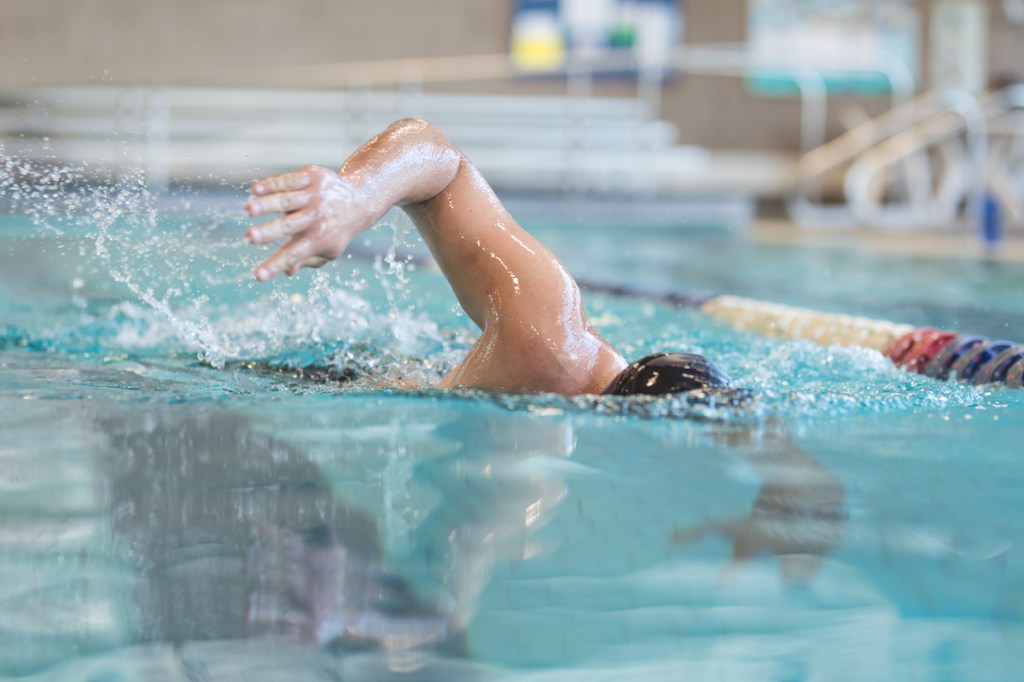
[973,344,1024,385]
[577,280,1024,389]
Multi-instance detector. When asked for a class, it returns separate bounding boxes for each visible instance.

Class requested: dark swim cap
[603,352,735,396]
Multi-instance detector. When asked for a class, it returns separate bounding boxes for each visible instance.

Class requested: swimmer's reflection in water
[671,425,848,585]
[99,405,571,658]
[409,411,574,627]
[102,409,447,651]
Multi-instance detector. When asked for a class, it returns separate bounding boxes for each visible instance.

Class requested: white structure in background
[929,0,989,94]
[798,85,1024,232]
[747,0,919,95]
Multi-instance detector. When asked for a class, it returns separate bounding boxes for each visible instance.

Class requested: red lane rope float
[884,328,960,374]
[903,330,959,374]
[883,328,959,373]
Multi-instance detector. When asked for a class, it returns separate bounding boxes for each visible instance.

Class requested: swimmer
[246,118,738,398]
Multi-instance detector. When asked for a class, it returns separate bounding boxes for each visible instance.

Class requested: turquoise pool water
[1,174,1022,680]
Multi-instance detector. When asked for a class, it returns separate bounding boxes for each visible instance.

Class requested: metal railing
[804,85,1024,231]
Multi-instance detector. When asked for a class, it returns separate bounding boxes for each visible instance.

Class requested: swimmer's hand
[244,119,462,283]
[245,166,378,282]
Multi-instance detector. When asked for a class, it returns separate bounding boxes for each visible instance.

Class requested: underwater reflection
[409,410,574,628]
[672,425,848,585]
[97,403,572,668]
[100,408,450,652]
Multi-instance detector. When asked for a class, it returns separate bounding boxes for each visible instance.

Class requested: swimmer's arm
[247,118,625,392]
[247,119,571,332]
[403,139,629,393]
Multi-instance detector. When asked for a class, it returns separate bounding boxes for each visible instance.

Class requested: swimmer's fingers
[246,210,316,244]
[246,188,314,217]
[254,234,334,282]
[249,169,314,196]
[246,165,359,281]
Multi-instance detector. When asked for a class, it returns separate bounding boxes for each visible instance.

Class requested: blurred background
[2,0,1024,247]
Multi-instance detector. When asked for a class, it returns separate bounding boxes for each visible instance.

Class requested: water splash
[0,152,458,382]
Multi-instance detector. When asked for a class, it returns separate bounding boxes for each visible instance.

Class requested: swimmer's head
[602,352,739,397]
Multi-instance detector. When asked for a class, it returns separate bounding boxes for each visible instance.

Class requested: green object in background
[608,23,636,49]
[747,70,896,96]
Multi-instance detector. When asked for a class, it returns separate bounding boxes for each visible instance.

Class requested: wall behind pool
[3,0,1023,153]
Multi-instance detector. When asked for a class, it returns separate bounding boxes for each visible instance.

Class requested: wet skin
[245,119,627,396]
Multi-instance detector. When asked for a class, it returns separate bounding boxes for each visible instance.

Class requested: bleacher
[0,85,796,203]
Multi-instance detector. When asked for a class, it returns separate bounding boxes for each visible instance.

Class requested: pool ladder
[794,85,1024,237]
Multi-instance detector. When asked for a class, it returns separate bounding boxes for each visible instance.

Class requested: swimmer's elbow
[386,118,454,150]
[388,117,434,132]
[378,119,463,205]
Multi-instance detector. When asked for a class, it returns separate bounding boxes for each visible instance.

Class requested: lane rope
[578,280,1023,389]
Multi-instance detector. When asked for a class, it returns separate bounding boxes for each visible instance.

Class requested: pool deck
[754,218,1024,263]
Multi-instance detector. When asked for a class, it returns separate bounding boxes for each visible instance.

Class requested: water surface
[0,178,1022,680]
